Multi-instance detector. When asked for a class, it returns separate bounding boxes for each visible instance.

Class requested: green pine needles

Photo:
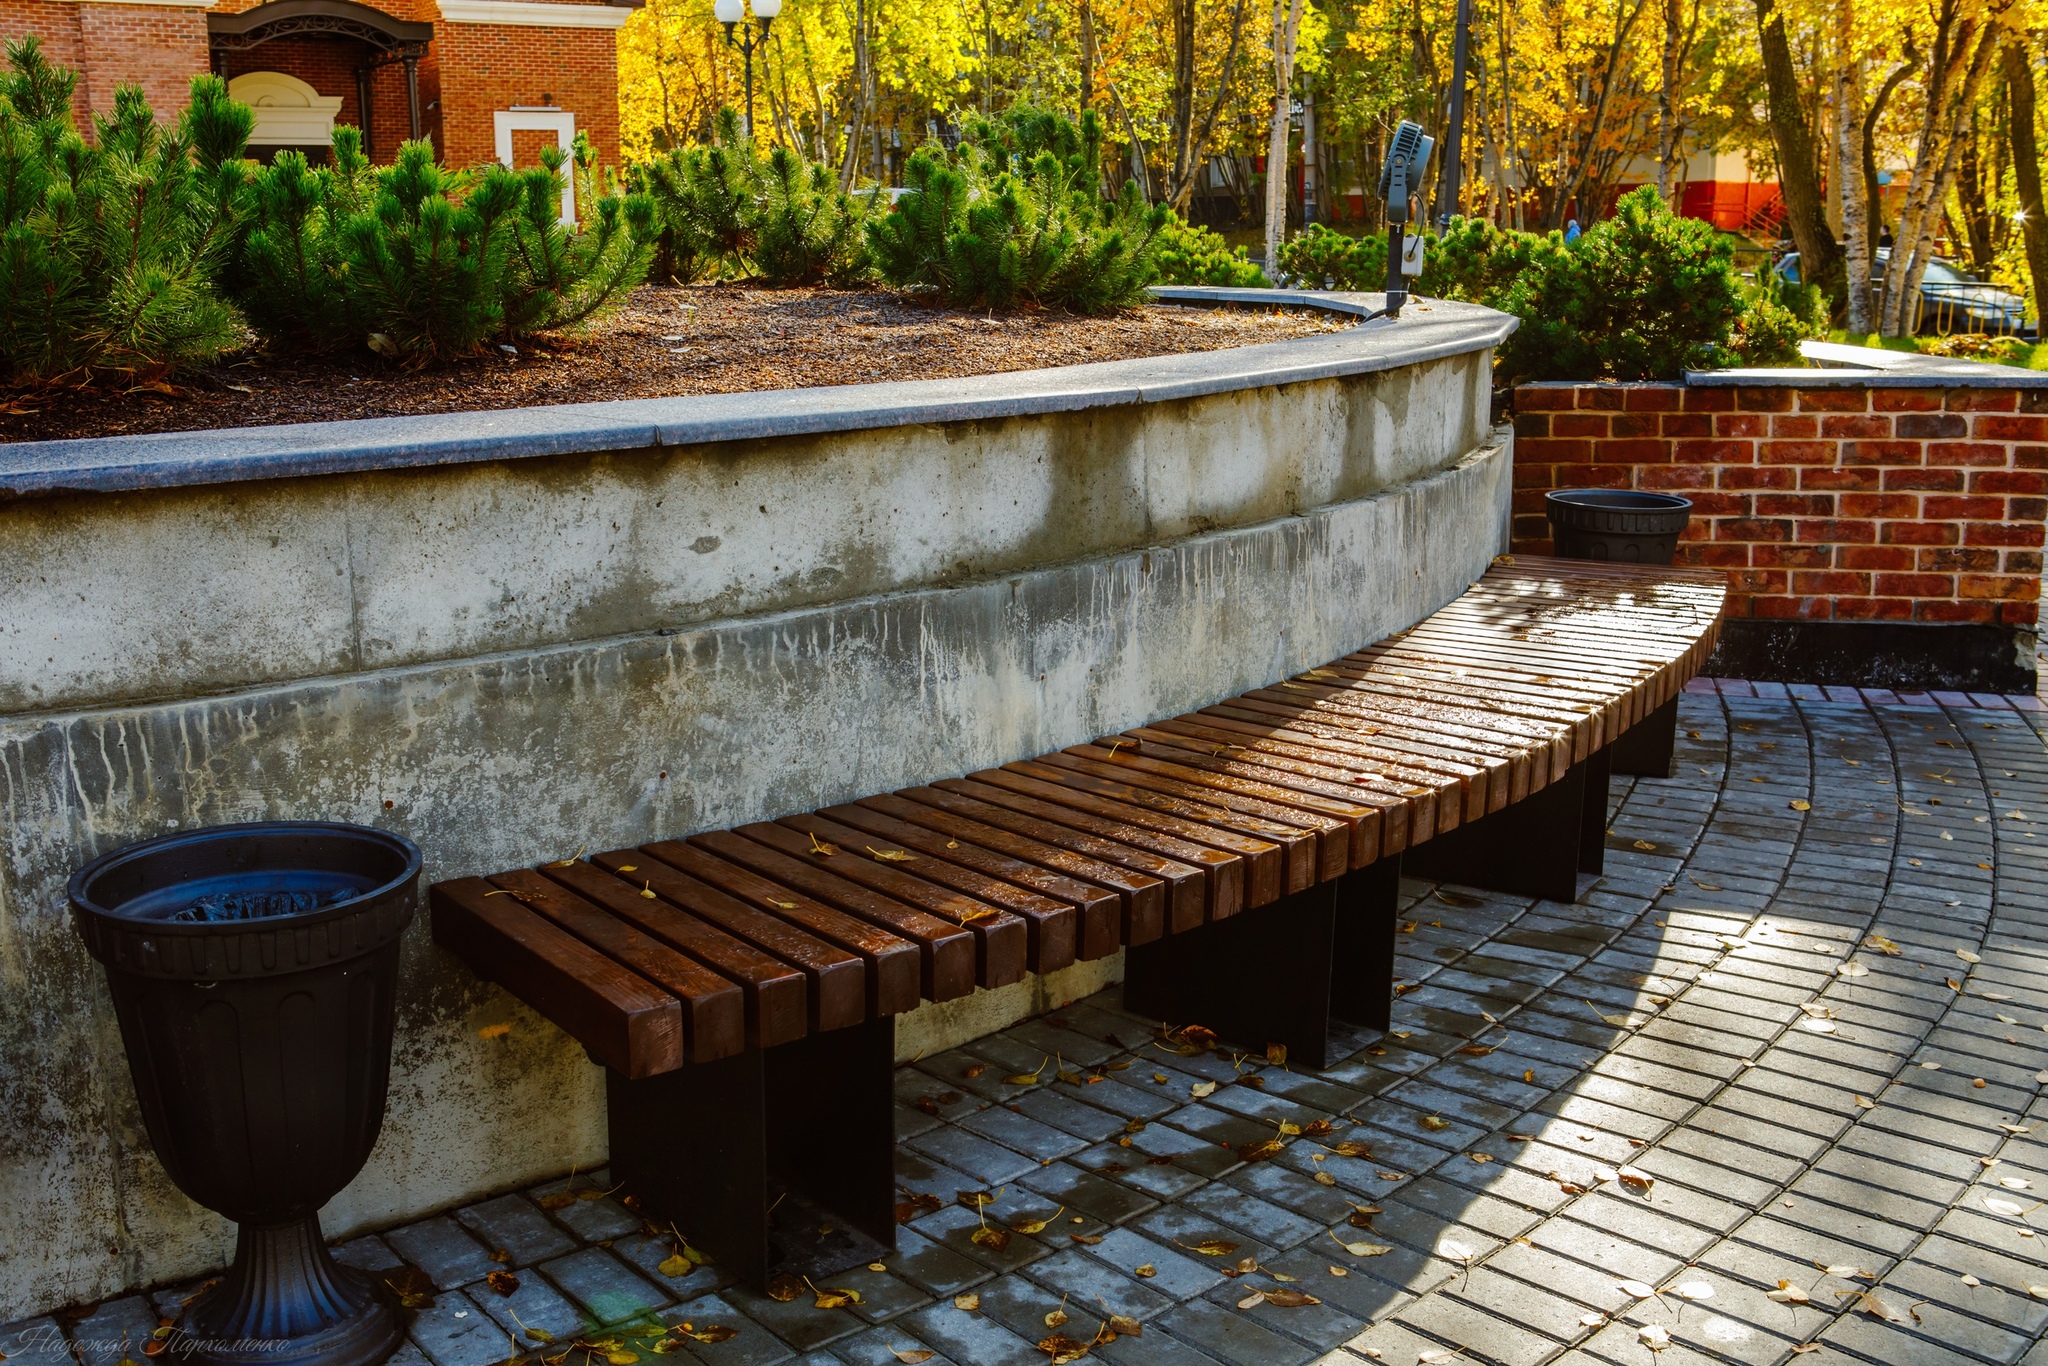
[867,107,1168,313]
[0,39,658,386]
[0,38,250,387]
[242,133,657,363]
[641,107,874,286]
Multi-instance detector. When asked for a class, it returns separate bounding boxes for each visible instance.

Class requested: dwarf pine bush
[1152,216,1266,287]
[868,107,1167,313]
[498,137,657,337]
[234,129,654,361]
[0,39,251,387]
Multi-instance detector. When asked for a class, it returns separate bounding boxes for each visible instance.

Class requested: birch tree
[1264,0,1306,267]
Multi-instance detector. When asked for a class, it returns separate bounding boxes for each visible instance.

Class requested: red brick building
[0,0,632,172]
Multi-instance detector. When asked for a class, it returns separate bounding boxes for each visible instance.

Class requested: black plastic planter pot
[1544,488,1693,565]
[70,822,421,1366]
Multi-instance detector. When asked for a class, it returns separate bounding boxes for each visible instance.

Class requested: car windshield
[1921,260,1972,284]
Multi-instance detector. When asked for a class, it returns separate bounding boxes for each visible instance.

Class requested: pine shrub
[752,144,877,286]
[498,137,657,337]
[0,39,250,387]
[1152,216,1267,287]
[236,129,655,362]
[1498,188,1745,381]
[642,107,757,282]
[867,107,1167,313]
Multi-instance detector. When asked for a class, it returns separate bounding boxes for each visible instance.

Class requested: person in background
[1563,218,1582,243]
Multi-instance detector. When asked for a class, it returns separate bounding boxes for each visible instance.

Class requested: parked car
[1777,249,2028,336]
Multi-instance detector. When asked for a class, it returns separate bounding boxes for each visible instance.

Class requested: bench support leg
[607,1052,771,1288]
[766,1017,897,1252]
[1329,857,1402,1032]
[1580,746,1610,877]
[606,1019,896,1291]
[1609,697,1678,778]
[1399,760,1589,903]
[1123,881,1335,1069]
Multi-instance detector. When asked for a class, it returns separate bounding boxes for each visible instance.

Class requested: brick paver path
[15,685,2048,1366]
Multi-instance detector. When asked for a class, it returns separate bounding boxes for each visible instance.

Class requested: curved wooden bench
[429,556,1724,1286]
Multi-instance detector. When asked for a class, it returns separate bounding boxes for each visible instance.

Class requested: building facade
[0,0,633,172]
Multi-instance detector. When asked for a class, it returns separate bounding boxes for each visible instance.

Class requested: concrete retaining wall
[0,294,1513,1321]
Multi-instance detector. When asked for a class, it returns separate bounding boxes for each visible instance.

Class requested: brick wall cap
[0,288,1516,499]
[1687,341,2048,389]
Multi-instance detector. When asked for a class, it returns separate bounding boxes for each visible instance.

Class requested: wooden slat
[853,793,1165,948]
[584,850,867,1033]
[528,864,806,1048]
[1059,741,1388,869]
[426,558,1725,1076]
[779,810,1084,975]
[818,802,1122,961]
[975,762,1302,898]
[898,784,1218,932]
[687,829,979,1003]
[638,839,923,1017]
[734,820,1029,991]
[429,877,701,1075]
[924,778,1241,926]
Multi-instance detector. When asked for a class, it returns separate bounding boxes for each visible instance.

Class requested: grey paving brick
[454,1192,580,1266]
[468,1264,591,1346]
[0,1317,70,1364]
[542,1246,673,1324]
[661,1293,797,1366]
[898,1299,1046,1366]
[386,1215,499,1290]
[408,1289,514,1366]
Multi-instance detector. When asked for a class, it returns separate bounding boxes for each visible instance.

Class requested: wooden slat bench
[429,556,1724,1287]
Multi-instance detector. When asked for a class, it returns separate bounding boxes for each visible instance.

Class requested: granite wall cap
[0,289,1515,501]
[1685,338,2048,388]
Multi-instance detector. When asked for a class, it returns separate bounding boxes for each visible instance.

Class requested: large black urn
[69,821,421,1366]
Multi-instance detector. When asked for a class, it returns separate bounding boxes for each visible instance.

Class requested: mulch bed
[0,283,1348,445]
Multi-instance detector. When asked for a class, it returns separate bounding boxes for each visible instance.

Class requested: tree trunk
[1863,57,1914,259]
[1657,0,1681,203]
[1881,9,1967,334]
[1753,0,1842,301]
[1890,15,2001,335]
[1165,0,1252,210]
[2006,37,2048,329]
[1078,0,1094,113]
[1837,0,1871,332]
[1548,0,1649,229]
[1263,0,1303,271]
[836,0,870,189]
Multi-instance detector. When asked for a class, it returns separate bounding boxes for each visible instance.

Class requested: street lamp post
[714,0,780,139]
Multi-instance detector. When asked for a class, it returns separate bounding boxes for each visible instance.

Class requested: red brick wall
[1,1,207,130]
[1513,381,2047,628]
[435,22,621,169]
[1,0,616,170]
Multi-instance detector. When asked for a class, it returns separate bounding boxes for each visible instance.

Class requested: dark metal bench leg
[1609,697,1679,778]
[1581,746,1610,876]
[1123,881,1336,1068]
[1329,856,1402,1031]
[607,1052,770,1288]
[1400,760,1589,903]
[766,1017,897,1252]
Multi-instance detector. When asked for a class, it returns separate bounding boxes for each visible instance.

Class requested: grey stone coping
[0,289,1513,501]
[1686,337,2048,388]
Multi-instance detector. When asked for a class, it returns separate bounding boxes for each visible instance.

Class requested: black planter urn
[69,821,422,1366]
[1544,488,1694,565]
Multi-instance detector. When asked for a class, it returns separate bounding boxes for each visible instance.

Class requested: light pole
[713,0,780,139]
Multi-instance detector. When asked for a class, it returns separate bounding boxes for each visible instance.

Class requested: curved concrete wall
[0,295,1513,1320]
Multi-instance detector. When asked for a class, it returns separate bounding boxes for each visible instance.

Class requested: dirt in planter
[0,283,1350,444]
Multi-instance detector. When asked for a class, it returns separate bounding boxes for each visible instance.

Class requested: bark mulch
[1,283,1348,445]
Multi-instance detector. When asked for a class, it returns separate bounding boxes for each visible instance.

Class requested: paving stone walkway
[15,683,2048,1366]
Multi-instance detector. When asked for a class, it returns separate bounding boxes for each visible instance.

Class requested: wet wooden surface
[428,558,1724,1079]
